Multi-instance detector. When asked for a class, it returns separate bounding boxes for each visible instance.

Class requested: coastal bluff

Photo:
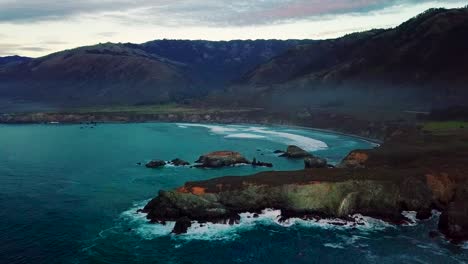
[141,129,468,243]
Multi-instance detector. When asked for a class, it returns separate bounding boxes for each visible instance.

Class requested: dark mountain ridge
[1,7,468,111]
[0,40,308,109]
[0,55,32,66]
[223,7,468,111]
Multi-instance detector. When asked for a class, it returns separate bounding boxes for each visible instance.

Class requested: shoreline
[141,127,468,243]
[0,120,385,145]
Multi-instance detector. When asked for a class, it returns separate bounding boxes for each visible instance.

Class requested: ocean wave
[246,127,328,151]
[177,123,238,133]
[323,243,345,249]
[120,201,175,239]
[401,211,418,226]
[224,133,266,139]
[462,242,468,250]
[121,205,394,241]
[176,123,328,151]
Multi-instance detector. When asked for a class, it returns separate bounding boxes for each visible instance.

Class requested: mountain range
[0,7,467,112]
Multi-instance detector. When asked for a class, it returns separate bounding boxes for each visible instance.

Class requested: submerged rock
[279,145,312,158]
[145,160,166,168]
[170,158,190,166]
[304,156,328,169]
[252,158,273,168]
[195,151,250,168]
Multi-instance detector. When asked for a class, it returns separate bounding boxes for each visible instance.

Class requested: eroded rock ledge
[141,130,468,243]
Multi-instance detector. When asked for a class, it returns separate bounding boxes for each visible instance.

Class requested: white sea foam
[122,205,394,242]
[462,242,468,250]
[176,123,328,152]
[178,123,238,133]
[323,243,345,249]
[224,133,266,139]
[246,127,328,151]
[402,211,418,226]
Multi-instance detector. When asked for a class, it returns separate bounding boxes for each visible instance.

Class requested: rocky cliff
[142,129,468,243]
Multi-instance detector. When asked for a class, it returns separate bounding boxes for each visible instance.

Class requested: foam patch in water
[178,123,238,134]
[246,127,328,151]
[176,123,328,151]
[402,211,418,226]
[123,205,395,242]
[224,133,266,139]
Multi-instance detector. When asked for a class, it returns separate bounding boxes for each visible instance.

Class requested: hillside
[0,40,307,110]
[224,7,468,111]
[0,44,192,107]
[1,7,468,112]
[0,55,31,66]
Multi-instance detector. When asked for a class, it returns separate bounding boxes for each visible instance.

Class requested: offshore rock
[172,217,192,234]
[170,158,190,166]
[279,145,312,158]
[195,151,250,168]
[304,156,328,169]
[145,160,166,168]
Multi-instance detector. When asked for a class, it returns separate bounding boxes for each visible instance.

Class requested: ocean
[0,123,466,263]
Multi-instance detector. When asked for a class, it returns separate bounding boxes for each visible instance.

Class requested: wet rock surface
[145,160,166,168]
[170,158,190,166]
[279,145,312,158]
[304,156,328,169]
[195,151,250,168]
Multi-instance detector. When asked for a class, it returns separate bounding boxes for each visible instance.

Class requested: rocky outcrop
[170,158,190,166]
[279,145,312,158]
[252,158,273,168]
[142,169,434,233]
[438,184,468,243]
[304,156,328,169]
[141,130,468,242]
[172,217,192,234]
[195,151,250,168]
[338,151,369,169]
[145,160,166,168]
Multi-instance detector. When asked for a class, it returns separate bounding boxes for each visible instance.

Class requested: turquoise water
[0,123,466,263]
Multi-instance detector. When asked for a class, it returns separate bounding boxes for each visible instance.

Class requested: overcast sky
[0,0,466,57]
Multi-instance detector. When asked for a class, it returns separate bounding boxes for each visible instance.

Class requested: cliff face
[144,171,432,224]
[142,130,468,242]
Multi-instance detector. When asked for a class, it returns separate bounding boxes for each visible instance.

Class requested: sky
[0,0,466,57]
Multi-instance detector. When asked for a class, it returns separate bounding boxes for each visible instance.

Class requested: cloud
[18,46,49,52]
[0,0,464,26]
[41,40,68,45]
[0,43,50,56]
[96,32,118,38]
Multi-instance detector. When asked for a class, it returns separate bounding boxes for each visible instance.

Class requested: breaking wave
[177,123,328,151]
[121,204,395,242]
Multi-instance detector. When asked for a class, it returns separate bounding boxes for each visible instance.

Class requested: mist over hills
[0,7,467,112]
[221,7,468,111]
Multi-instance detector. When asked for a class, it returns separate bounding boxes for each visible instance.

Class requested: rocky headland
[141,129,468,243]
